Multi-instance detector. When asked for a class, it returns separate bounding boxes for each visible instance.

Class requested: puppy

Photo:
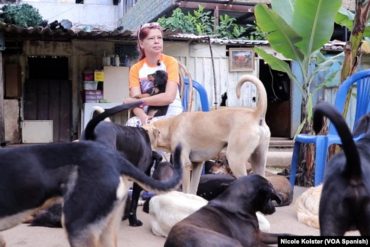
[81,102,162,226]
[198,173,292,207]
[164,175,283,247]
[143,74,270,194]
[313,101,370,236]
[134,70,169,117]
[0,141,183,247]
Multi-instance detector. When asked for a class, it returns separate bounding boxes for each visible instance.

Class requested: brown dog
[164,175,283,247]
[143,74,270,194]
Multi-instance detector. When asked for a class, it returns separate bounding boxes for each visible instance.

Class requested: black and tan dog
[0,139,182,247]
[313,102,370,236]
[82,101,163,226]
[164,174,284,247]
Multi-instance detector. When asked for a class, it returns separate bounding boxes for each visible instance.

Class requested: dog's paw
[129,217,143,227]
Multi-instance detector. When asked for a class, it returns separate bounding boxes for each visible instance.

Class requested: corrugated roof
[0,22,346,52]
[0,22,135,41]
[0,22,270,46]
[165,32,269,45]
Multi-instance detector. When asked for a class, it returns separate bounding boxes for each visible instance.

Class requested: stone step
[266,149,292,168]
[269,137,294,148]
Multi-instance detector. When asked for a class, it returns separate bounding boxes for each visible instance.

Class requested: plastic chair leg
[313,136,328,186]
[289,141,301,187]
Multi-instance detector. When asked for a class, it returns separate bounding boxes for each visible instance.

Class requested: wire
[268,66,281,101]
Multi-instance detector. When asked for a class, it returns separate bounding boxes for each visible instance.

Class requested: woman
[125,22,183,126]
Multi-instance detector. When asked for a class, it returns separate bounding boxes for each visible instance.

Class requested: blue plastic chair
[289,69,370,186]
[182,77,210,112]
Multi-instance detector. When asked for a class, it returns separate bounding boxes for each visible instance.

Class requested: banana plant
[254,0,342,135]
[254,0,342,185]
[335,1,370,123]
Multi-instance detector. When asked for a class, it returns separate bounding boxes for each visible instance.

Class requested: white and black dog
[0,116,182,247]
[313,101,370,236]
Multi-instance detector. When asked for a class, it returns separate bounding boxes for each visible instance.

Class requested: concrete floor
[1,187,321,247]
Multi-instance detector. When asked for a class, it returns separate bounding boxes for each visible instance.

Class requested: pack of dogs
[0,106,183,247]
[1,73,369,246]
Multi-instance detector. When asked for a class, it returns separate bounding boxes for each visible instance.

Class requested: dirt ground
[1,187,324,247]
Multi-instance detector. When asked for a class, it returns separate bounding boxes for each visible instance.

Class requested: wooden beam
[176,1,254,13]
[214,5,219,31]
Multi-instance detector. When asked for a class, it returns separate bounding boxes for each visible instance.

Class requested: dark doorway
[259,60,291,137]
[24,56,71,142]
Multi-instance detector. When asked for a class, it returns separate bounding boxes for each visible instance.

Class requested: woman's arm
[127,86,150,124]
[140,80,177,106]
[125,80,177,106]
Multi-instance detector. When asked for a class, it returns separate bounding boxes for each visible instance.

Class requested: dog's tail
[236,74,268,118]
[313,101,361,180]
[83,101,143,140]
[118,144,182,193]
[92,106,111,122]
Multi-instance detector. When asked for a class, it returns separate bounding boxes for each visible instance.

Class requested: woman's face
[139,28,163,56]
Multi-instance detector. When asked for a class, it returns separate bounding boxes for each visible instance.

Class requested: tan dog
[143,74,270,194]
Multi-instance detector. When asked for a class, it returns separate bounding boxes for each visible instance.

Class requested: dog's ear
[142,125,160,147]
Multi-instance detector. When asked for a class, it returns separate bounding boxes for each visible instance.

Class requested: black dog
[164,174,284,247]
[0,140,183,247]
[82,102,163,227]
[313,102,370,236]
[144,70,169,117]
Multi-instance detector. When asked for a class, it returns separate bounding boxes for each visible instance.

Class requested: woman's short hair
[137,22,163,60]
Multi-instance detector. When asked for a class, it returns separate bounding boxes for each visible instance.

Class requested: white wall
[165,42,259,110]
[21,0,123,30]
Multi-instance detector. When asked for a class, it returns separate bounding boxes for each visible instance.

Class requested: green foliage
[158,7,213,35]
[1,4,43,28]
[157,8,195,33]
[217,14,246,39]
[191,5,214,35]
[254,0,342,135]
[158,7,252,39]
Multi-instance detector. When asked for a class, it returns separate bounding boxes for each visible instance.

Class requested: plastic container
[83,81,98,90]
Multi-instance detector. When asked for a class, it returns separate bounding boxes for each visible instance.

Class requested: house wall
[19,0,123,30]
[165,41,259,110]
[4,99,20,143]
[6,40,115,142]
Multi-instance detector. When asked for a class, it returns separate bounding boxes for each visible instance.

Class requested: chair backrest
[329,69,370,135]
[177,61,209,112]
[182,77,210,112]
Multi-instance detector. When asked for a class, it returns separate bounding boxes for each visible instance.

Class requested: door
[24,56,71,142]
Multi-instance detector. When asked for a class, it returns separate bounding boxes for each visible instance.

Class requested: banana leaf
[255,4,304,61]
[293,0,342,57]
[271,0,295,25]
